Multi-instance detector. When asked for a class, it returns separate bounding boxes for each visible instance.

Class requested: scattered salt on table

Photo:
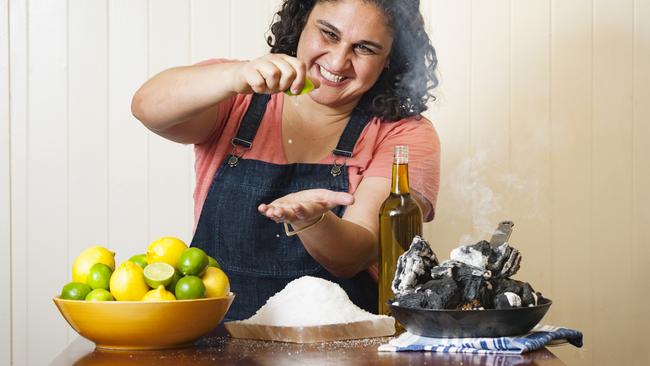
[241,276,389,327]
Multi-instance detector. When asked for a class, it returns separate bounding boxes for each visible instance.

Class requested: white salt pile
[241,276,389,327]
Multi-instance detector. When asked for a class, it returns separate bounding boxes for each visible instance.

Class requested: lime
[175,276,205,300]
[201,267,230,298]
[143,262,175,288]
[72,246,115,283]
[284,77,316,96]
[146,237,188,269]
[60,282,92,300]
[207,256,221,269]
[109,261,149,301]
[86,263,113,290]
[177,248,209,276]
[129,254,148,269]
[85,288,115,301]
[166,269,182,294]
[142,285,176,301]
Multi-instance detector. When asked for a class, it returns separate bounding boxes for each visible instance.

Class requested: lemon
[201,267,230,298]
[207,256,221,269]
[177,248,209,276]
[143,262,175,288]
[284,77,316,96]
[146,237,187,269]
[86,263,113,290]
[60,282,92,300]
[142,285,176,301]
[72,246,115,283]
[109,261,149,301]
[85,288,114,301]
[129,254,148,269]
[175,276,205,300]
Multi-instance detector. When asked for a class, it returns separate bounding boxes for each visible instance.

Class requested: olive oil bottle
[378,145,422,315]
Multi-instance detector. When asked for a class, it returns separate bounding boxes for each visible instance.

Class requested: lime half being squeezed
[284,78,316,96]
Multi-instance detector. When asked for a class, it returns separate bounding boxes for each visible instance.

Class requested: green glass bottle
[378,145,423,315]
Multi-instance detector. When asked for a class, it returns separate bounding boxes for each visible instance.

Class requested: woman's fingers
[244,69,268,94]
[324,191,355,207]
[291,203,309,220]
[259,189,354,224]
[309,190,354,208]
[272,57,298,92]
[280,55,307,94]
[256,61,282,91]
[241,54,308,94]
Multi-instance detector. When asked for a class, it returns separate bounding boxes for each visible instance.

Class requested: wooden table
[51,325,566,365]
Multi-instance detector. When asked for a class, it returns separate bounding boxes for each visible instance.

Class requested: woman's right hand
[132,55,315,145]
[233,54,313,95]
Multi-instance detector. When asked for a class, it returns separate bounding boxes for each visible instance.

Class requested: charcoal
[493,278,538,306]
[391,236,438,295]
[417,277,461,310]
[430,263,453,280]
[450,240,492,269]
[457,275,493,309]
[428,259,493,309]
[389,221,544,312]
[430,260,491,281]
[520,283,537,306]
[488,243,522,278]
[494,292,522,309]
[395,292,428,308]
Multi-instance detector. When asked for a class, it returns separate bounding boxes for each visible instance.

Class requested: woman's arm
[258,177,391,278]
[131,54,309,144]
[131,61,245,144]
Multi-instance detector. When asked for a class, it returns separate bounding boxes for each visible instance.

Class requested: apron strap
[231,93,272,148]
[332,108,371,158]
[232,93,371,157]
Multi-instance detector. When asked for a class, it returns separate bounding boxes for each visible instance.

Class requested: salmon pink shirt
[193,91,441,226]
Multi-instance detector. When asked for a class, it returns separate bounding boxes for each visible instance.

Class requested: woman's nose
[328,44,352,71]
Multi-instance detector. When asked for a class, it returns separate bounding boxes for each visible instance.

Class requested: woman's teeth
[320,66,347,83]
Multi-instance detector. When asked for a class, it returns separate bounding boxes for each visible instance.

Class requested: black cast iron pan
[389,298,552,338]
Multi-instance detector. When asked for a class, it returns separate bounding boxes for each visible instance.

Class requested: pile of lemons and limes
[59,237,230,302]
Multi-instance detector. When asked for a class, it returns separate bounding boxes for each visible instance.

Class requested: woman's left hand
[258,189,354,228]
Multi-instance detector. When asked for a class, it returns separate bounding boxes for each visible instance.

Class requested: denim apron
[191,94,377,321]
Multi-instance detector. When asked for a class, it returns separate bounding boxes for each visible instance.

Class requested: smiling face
[296,0,394,109]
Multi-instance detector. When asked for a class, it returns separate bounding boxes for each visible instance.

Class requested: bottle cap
[393,145,409,164]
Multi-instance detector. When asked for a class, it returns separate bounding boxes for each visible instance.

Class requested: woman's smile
[316,64,349,85]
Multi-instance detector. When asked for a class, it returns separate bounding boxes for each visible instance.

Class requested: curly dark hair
[267,0,438,122]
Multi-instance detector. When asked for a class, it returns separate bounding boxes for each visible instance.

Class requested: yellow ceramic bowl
[53,293,235,350]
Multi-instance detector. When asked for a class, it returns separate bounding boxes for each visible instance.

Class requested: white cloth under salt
[241,276,389,327]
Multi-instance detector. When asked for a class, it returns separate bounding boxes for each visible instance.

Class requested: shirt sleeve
[193,58,244,146]
[362,117,441,222]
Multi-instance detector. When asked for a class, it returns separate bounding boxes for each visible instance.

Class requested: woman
[132,0,440,320]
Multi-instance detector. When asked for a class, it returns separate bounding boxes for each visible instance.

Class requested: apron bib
[191,94,377,320]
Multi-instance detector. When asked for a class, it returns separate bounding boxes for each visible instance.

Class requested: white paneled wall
[4,1,650,365]
[1,0,11,363]
[425,1,650,365]
[6,1,285,364]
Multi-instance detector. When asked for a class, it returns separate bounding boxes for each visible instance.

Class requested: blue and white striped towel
[378,325,583,354]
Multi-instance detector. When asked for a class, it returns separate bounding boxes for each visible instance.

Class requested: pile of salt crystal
[241,276,389,327]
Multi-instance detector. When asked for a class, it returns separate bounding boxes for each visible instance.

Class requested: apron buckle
[228,155,239,167]
[330,158,345,177]
[228,140,251,168]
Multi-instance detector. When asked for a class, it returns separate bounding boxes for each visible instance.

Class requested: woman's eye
[321,30,338,40]
[354,44,375,55]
